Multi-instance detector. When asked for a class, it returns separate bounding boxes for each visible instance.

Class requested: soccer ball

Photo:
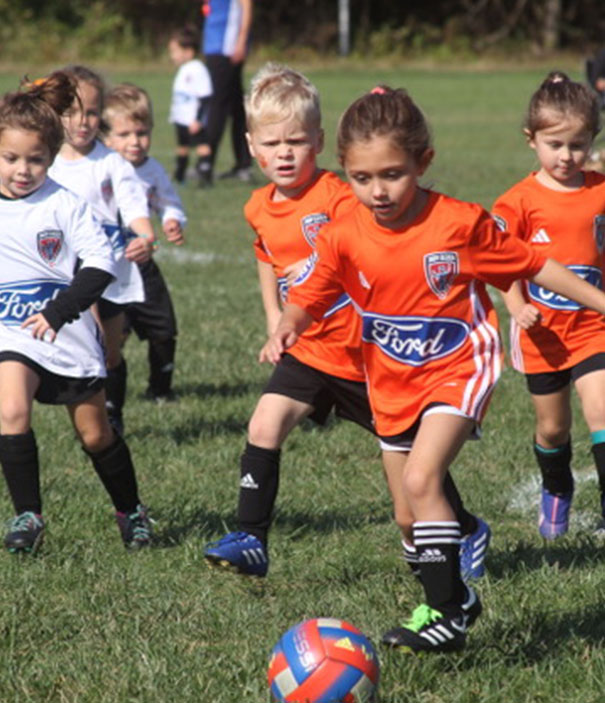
[267,617,379,703]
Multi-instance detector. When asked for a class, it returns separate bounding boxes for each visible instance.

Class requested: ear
[523,128,536,149]
[315,128,325,155]
[417,148,434,176]
[245,132,255,158]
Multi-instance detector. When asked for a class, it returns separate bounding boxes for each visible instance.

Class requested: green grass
[0,65,604,702]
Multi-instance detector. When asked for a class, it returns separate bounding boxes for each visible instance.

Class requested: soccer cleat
[539,487,573,539]
[115,504,152,550]
[459,517,491,580]
[218,166,254,183]
[4,511,45,554]
[107,410,124,437]
[144,387,176,404]
[381,601,471,653]
[461,584,482,627]
[204,530,268,577]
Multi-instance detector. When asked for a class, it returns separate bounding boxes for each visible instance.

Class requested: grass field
[1,64,605,702]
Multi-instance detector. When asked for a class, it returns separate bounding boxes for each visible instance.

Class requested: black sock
[86,435,139,513]
[414,521,464,616]
[105,357,127,419]
[196,155,212,175]
[0,430,41,514]
[174,155,188,183]
[534,438,573,494]
[444,471,477,536]
[148,338,176,396]
[237,442,281,546]
[401,538,421,581]
[591,440,605,512]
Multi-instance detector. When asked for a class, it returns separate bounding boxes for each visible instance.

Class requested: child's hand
[259,326,298,364]
[514,303,541,329]
[21,313,56,342]
[125,236,154,263]
[163,219,185,246]
[188,120,202,135]
[283,258,308,287]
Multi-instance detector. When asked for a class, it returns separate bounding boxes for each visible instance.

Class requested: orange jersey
[492,171,605,373]
[289,191,546,437]
[245,170,364,381]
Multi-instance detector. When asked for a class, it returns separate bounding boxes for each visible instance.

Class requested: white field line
[156,248,248,265]
[508,466,599,532]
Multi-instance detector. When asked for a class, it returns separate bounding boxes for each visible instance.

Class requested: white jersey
[169,59,213,126]
[0,178,116,378]
[49,141,149,304]
[135,157,187,226]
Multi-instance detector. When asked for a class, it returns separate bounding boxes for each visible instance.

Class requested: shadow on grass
[128,415,247,443]
[486,535,605,578]
[172,380,264,400]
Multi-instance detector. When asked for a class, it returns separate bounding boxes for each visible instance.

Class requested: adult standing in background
[201,0,253,183]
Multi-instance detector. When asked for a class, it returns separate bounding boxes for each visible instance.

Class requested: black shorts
[263,353,374,432]
[175,123,208,148]
[0,352,104,406]
[525,352,605,395]
[98,298,125,321]
[125,259,177,341]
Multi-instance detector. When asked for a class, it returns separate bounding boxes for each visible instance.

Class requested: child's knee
[0,398,31,434]
[535,419,569,446]
[78,423,115,453]
[247,412,281,448]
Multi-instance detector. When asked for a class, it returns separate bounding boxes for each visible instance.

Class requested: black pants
[205,54,251,170]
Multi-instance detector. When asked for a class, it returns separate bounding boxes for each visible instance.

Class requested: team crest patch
[101,178,113,204]
[37,229,64,265]
[424,252,459,299]
[300,213,329,248]
[594,215,605,254]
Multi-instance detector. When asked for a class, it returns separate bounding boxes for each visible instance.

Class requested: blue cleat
[204,531,268,577]
[539,487,573,539]
[4,511,45,554]
[460,517,491,580]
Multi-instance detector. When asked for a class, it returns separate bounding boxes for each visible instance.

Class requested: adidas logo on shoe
[240,473,259,489]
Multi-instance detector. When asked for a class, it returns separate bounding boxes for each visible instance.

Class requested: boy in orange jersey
[204,64,488,580]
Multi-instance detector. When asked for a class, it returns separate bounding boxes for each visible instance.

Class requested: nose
[278,143,293,159]
[371,178,387,199]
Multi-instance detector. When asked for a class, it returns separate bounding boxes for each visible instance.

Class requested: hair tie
[371,86,387,95]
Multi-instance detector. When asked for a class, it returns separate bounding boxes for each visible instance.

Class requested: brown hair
[103,83,153,132]
[337,86,432,164]
[63,64,106,106]
[525,70,601,137]
[0,71,79,159]
[170,25,199,52]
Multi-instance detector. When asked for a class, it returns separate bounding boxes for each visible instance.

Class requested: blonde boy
[103,83,185,402]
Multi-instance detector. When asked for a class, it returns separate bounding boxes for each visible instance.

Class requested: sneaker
[539,487,573,539]
[115,504,152,550]
[218,166,254,183]
[381,601,471,653]
[204,530,268,577]
[4,511,45,554]
[460,517,491,580]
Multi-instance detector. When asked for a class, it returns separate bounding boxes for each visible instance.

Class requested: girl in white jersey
[49,65,156,434]
[0,72,152,554]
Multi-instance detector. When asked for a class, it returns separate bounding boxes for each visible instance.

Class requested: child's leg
[101,311,128,433]
[575,368,605,515]
[195,142,213,186]
[0,361,41,514]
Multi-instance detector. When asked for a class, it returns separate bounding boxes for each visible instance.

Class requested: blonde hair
[103,83,154,132]
[245,62,321,133]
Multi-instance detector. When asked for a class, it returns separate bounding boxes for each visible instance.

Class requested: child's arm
[154,167,187,245]
[531,258,605,314]
[259,303,313,364]
[125,216,156,263]
[257,260,283,336]
[500,280,541,329]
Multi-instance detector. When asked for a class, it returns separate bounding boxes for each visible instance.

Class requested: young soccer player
[261,86,605,653]
[49,65,156,434]
[0,72,152,554]
[103,82,185,402]
[493,71,605,539]
[168,25,213,186]
[204,64,490,585]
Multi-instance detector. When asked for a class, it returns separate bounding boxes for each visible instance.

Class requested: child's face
[168,40,194,66]
[247,116,323,199]
[61,81,102,153]
[105,114,151,167]
[528,110,593,188]
[344,134,430,229]
[0,128,52,199]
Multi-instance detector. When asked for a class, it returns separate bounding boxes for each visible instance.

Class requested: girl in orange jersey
[493,72,605,540]
[262,86,605,654]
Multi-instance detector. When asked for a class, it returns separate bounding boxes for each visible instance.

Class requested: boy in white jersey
[103,82,185,402]
[0,72,152,554]
[49,65,156,434]
[168,25,213,186]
